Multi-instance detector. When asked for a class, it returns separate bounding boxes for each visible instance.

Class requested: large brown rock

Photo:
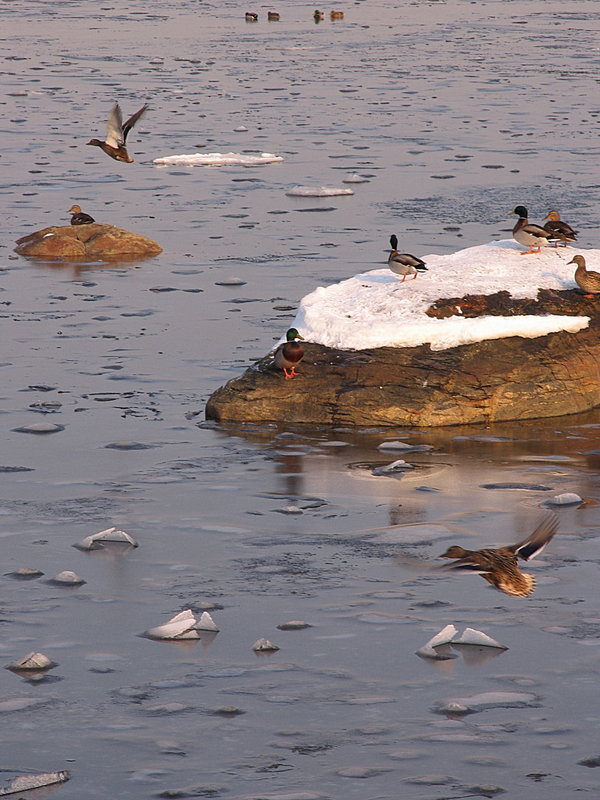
[206,290,600,428]
[15,223,162,261]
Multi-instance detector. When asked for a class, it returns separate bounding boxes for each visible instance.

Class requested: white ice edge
[288,240,594,351]
[153,151,284,166]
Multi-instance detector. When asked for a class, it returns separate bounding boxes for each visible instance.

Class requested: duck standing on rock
[86,103,148,163]
[67,204,95,225]
[274,328,304,379]
[439,514,558,597]
[510,205,557,254]
[569,255,600,297]
[543,210,578,246]
[388,234,428,282]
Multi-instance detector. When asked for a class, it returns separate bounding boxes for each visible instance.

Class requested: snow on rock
[291,240,594,351]
[153,152,284,167]
[285,186,354,197]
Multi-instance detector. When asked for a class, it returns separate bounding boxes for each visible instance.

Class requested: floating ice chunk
[277,620,312,630]
[153,151,284,167]
[13,423,64,434]
[75,526,138,551]
[453,628,508,649]
[215,277,247,286]
[196,611,219,632]
[252,638,280,652]
[416,624,459,660]
[233,125,248,131]
[144,609,219,640]
[372,459,415,476]
[48,570,86,586]
[547,492,583,506]
[0,770,70,796]
[377,441,433,452]
[5,567,44,580]
[285,186,354,197]
[434,690,539,714]
[343,173,369,183]
[6,652,57,672]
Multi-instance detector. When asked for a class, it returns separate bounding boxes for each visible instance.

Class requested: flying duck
[388,234,428,282]
[510,206,556,254]
[439,515,558,597]
[568,255,600,297]
[86,103,148,163]
[67,204,95,225]
[543,210,578,246]
[274,328,304,379]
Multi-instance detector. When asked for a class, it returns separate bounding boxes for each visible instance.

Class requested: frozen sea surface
[1,1,599,798]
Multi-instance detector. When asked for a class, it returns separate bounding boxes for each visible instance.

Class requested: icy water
[1,0,600,798]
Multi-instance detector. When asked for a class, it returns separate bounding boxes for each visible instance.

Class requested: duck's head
[544,210,560,221]
[68,204,82,214]
[286,328,304,342]
[439,545,469,559]
[568,255,586,268]
[510,205,528,218]
[389,234,398,251]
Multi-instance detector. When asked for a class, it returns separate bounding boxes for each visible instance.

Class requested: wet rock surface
[14,223,162,261]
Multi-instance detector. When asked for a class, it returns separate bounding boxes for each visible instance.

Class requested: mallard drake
[67,204,95,225]
[86,103,148,163]
[568,255,600,296]
[274,328,304,379]
[439,515,558,597]
[510,206,557,254]
[314,9,324,21]
[543,210,578,246]
[388,234,428,282]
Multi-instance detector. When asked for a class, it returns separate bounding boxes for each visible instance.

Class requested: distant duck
[568,255,600,297]
[67,204,95,225]
[388,234,428,282]
[86,102,148,163]
[267,11,280,21]
[274,328,304,379]
[543,210,578,246]
[510,205,556,254]
[245,12,258,21]
[439,514,558,597]
[314,9,324,21]
[330,10,344,19]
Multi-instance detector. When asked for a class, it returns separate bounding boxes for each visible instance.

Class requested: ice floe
[74,526,139,551]
[252,637,280,653]
[6,652,57,672]
[144,609,219,640]
[153,151,283,167]
[416,625,508,660]
[285,186,354,197]
[288,240,595,351]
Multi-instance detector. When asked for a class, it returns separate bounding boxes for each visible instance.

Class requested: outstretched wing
[122,104,148,142]
[105,103,125,148]
[512,514,558,561]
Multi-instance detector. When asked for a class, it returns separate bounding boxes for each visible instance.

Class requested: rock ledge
[15,223,162,261]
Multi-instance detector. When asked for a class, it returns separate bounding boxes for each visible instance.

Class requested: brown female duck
[68,204,95,225]
[569,255,600,297]
[439,515,558,597]
[274,328,304,379]
[87,103,148,163]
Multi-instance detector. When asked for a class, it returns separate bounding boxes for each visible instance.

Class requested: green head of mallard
[286,328,304,342]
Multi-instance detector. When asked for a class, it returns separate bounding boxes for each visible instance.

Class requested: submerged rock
[15,223,162,261]
[6,652,57,672]
[206,289,600,427]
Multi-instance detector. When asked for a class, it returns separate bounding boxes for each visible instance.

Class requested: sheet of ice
[290,241,594,351]
[153,151,283,167]
[285,186,354,197]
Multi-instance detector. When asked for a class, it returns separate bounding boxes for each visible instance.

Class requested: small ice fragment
[453,628,508,650]
[215,277,247,286]
[75,526,138,551]
[48,570,86,586]
[196,611,219,632]
[377,441,433,452]
[0,770,70,796]
[144,609,201,640]
[13,423,64,434]
[233,125,248,132]
[153,152,284,167]
[7,652,57,672]
[285,186,354,197]
[434,690,539,714]
[415,624,459,659]
[252,638,280,652]
[5,567,44,580]
[372,459,414,476]
[343,174,369,183]
[548,492,583,506]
